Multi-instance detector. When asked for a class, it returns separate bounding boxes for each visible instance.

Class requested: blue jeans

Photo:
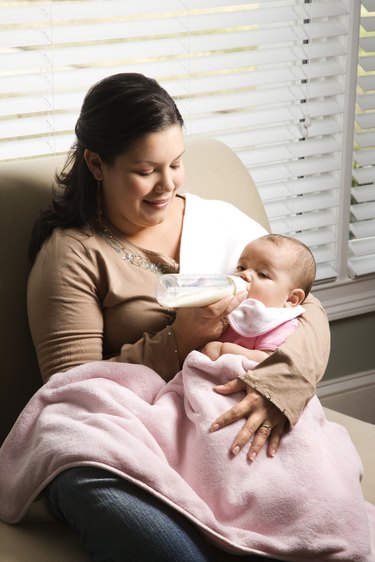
[45,467,283,562]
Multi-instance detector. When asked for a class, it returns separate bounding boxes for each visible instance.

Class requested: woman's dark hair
[29,73,184,262]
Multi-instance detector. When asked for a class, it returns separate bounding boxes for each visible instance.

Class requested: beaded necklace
[95,219,176,276]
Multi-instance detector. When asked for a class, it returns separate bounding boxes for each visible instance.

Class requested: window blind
[0,0,374,291]
[350,0,375,277]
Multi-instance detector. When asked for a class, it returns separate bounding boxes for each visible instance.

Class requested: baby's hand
[200,341,223,361]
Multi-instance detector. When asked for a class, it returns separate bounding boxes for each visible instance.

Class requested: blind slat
[351,184,375,201]
[266,191,338,219]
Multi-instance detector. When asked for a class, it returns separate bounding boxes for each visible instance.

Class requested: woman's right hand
[171,290,247,362]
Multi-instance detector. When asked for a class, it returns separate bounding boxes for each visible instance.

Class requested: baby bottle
[156,274,247,308]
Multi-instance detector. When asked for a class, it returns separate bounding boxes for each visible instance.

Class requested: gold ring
[221,317,229,327]
[259,423,272,431]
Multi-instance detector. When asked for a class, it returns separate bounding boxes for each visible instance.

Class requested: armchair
[0,137,374,561]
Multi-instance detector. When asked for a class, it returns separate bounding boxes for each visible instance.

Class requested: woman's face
[100,125,185,235]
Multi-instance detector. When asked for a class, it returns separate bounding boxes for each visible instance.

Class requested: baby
[201,233,316,363]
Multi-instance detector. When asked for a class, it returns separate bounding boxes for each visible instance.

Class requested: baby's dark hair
[260,233,316,299]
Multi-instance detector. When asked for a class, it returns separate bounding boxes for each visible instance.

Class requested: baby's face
[233,238,296,307]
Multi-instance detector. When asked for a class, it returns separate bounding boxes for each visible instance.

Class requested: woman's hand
[171,291,247,362]
[210,378,287,462]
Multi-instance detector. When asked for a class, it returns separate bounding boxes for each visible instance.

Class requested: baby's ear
[285,288,305,308]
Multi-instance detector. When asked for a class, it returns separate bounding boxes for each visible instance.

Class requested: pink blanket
[0,351,374,561]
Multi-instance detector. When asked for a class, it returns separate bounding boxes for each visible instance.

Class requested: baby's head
[234,234,316,308]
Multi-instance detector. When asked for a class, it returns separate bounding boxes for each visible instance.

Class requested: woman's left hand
[210,378,287,462]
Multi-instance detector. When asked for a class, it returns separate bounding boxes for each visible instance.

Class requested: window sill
[313,275,375,321]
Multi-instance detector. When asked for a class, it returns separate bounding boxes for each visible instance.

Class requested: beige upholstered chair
[0,137,374,561]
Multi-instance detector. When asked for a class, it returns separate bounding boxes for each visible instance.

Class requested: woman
[27,73,330,561]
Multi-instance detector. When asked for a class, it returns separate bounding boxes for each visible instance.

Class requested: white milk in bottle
[156,274,247,308]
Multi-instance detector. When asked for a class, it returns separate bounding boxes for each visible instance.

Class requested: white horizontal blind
[205,0,350,283]
[3,0,301,161]
[350,0,375,277]
[0,0,372,287]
